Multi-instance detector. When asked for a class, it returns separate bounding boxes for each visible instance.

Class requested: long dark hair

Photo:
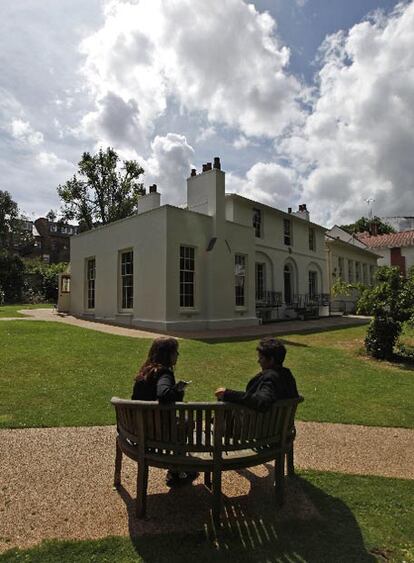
[135,337,179,382]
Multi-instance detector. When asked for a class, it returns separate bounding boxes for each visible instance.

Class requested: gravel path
[0,308,370,341]
[1,422,413,553]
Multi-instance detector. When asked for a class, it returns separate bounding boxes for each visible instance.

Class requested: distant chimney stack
[191,168,197,177]
[149,184,157,193]
[202,164,208,172]
[213,157,221,170]
[206,162,212,171]
[288,207,292,214]
[293,203,310,221]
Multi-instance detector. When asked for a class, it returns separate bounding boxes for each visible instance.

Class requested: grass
[1,321,413,428]
[0,470,412,562]
[0,304,53,318]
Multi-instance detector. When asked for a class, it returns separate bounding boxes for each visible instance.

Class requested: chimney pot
[288,207,292,214]
[303,203,307,211]
[206,162,212,171]
[213,157,221,170]
[149,184,157,193]
[191,168,197,177]
[202,164,208,172]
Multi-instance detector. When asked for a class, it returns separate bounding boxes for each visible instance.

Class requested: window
[355,262,361,283]
[235,254,246,306]
[338,257,344,280]
[255,263,266,301]
[87,258,96,309]
[252,208,262,238]
[284,219,292,246]
[120,251,133,309]
[348,260,354,282]
[50,224,57,233]
[180,246,195,307]
[61,275,71,294]
[362,264,368,285]
[284,264,293,304]
[309,271,318,299]
[309,228,316,251]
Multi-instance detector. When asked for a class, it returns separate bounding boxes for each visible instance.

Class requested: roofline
[325,235,383,258]
[225,193,327,231]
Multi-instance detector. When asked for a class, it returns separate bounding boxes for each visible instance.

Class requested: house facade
[357,231,414,276]
[63,158,329,331]
[325,226,381,312]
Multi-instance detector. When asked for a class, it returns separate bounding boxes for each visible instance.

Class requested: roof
[225,193,327,231]
[357,230,414,249]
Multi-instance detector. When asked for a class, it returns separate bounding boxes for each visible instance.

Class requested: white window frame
[119,249,134,311]
[235,254,247,307]
[179,245,195,308]
[252,208,262,238]
[284,219,292,246]
[255,262,266,302]
[308,270,318,299]
[86,257,96,310]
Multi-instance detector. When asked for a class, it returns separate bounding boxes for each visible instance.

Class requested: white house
[61,158,329,331]
[325,226,381,313]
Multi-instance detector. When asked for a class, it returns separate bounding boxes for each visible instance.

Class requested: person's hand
[215,387,226,400]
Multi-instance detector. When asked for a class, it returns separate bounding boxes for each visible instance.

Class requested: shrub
[365,317,401,360]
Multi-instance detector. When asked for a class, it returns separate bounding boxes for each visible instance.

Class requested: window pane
[180,246,195,307]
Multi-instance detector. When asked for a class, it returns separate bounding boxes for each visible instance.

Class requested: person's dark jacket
[131,367,184,403]
[222,367,299,412]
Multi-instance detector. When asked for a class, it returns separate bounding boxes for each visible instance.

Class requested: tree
[357,266,414,360]
[46,209,57,222]
[0,190,19,252]
[340,216,395,235]
[57,147,145,231]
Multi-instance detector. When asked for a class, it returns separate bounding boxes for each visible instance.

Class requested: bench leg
[286,443,295,477]
[212,469,222,527]
[275,452,285,507]
[204,472,212,489]
[136,461,149,518]
[114,440,122,487]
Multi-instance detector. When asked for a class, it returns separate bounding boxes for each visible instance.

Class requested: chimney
[288,207,292,214]
[370,222,378,236]
[293,203,310,221]
[138,186,161,214]
[191,168,197,177]
[213,157,221,170]
[187,156,225,235]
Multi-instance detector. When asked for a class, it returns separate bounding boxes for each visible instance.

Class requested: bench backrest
[111,397,303,456]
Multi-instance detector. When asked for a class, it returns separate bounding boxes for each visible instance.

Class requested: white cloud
[80,0,305,145]
[233,135,254,150]
[281,2,414,225]
[227,161,299,210]
[144,133,195,204]
[196,126,216,143]
[9,119,44,146]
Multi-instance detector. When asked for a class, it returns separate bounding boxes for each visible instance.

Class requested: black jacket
[222,367,299,412]
[131,368,184,403]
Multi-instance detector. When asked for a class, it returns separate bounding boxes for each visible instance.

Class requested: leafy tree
[57,147,145,231]
[0,253,25,303]
[0,190,19,252]
[340,216,395,235]
[24,260,68,302]
[357,266,414,360]
[46,209,57,222]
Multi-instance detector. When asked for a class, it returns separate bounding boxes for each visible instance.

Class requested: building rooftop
[357,230,414,249]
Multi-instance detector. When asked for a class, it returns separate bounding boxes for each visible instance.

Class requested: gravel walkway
[1,422,413,553]
[1,308,370,341]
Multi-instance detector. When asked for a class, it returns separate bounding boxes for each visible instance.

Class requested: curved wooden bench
[111,396,304,525]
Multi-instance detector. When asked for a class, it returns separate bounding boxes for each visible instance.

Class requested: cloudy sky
[1,0,413,226]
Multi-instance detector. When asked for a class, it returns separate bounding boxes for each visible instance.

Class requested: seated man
[215,337,299,412]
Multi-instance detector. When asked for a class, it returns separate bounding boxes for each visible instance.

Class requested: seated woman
[132,336,197,487]
[214,337,299,411]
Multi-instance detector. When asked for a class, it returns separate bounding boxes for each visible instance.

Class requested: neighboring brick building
[31,218,78,264]
[357,230,414,276]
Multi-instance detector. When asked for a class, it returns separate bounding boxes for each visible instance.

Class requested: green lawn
[1,470,412,562]
[0,304,53,318]
[1,321,413,428]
